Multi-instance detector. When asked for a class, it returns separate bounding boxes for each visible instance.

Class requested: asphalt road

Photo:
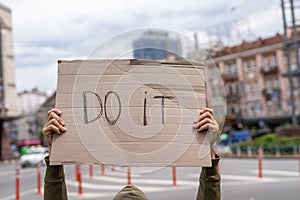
[1,158,300,200]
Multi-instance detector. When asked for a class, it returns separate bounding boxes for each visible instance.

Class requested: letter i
[143,91,147,126]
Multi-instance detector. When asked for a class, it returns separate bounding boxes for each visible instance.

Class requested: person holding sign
[42,108,220,200]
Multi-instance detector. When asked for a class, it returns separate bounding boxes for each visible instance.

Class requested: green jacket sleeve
[44,156,68,200]
[196,156,221,200]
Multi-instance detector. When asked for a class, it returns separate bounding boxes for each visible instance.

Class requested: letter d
[82,91,103,124]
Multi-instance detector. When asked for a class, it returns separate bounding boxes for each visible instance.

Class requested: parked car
[229,130,251,143]
[220,130,251,145]
[20,147,48,168]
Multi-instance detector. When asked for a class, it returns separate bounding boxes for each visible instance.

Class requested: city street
[1,158,300,200]
[1,1,300,200]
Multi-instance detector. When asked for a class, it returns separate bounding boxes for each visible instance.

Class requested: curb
[220,155,299,159]
[0,159,18,166]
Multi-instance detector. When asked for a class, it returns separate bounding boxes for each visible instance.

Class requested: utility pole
[290,0,300,118]
[281,0,300,126]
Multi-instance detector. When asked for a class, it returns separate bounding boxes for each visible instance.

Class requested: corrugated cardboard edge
[50,59,211,167]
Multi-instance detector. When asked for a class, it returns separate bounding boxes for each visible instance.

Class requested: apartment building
[202,32,300,129]
[16,88,48,142]
[0,3,19,160]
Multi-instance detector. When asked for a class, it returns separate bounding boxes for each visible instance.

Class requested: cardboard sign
[50,59,211,167]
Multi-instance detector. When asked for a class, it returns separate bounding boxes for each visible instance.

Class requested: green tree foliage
[230,134,300,155]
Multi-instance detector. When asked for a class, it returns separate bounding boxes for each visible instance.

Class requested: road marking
[66,178,196,197]
[86,170,142,178]
[2,171,299,200]
[1,189,35,200]
[67,181,125,190]
[68,191,115,199]
[222,176,300,187]
[221,174,277,182]
[188,173,277,182]
[0,171,14,176]
[251,170,299,176]
[67,180,177,192]
[83,175,197,186]
[0,168,45,177]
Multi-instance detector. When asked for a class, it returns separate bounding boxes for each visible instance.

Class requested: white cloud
[1,0,284,92]
[15,64,57,93]
[248,3,283,37]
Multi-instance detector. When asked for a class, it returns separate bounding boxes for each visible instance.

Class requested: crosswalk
[251,169,299,176]
[62,166,300,200]
[64,166,198,199]
[1,164,300,200]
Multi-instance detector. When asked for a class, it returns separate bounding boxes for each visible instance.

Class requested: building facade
[202,32,300,129]
[0,3,19,160]
[16,88,48,142]
[133,30,182,60]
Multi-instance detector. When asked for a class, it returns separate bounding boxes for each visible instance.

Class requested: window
[229,106,236,114]
[274,78,279,88]
[234,83,239,94]
[253,82,259,94]
[251,58,256,70]
[225,61,237,74]
[267,101,274,114]
[245,83,251,95]
[256,103,263,114]
[251,102,263,114]
[277,100,281,110]
[243,60,249,72]
[226,84,230,94]
[263,56,269,66]
[271,54,277,66]
[228,84,233,94]
[265,80,272,90]
[225,64,230,73]
[232,62,237,74]
[247,104,253,116]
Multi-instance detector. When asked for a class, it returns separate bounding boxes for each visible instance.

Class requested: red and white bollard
[78,165,83,195]
[37,162,42,195]
[75,164,79,181]
[15,162,20,200]
[172,166,177,186]
[101,164,105,176]
[89,164,93,179]
[127,167,131,185]
[258,147,263,179]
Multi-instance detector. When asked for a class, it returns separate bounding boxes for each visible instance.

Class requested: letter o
[104,91,121,125]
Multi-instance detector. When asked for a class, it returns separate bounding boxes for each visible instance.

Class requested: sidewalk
[0,159,17,166]
[216,145,300,159]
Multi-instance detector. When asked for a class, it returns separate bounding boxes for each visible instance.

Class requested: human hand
[192,108,220,151]
[42,108,67,153]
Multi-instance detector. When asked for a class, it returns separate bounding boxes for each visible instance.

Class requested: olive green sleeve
[44,156,68,200]
[196,156,221,200]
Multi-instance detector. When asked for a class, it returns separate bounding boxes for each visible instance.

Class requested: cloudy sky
[1,0,286,93]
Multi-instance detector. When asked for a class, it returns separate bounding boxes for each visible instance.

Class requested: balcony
[245,94,261,101]
[226,93,241,102]
[260,65,278,74]
[222,73,239,82]
[262,88,280,101]
[225,111,242,119]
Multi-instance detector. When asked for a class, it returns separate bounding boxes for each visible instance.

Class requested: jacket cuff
[202,155,220,176]
[44,156,65,180]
